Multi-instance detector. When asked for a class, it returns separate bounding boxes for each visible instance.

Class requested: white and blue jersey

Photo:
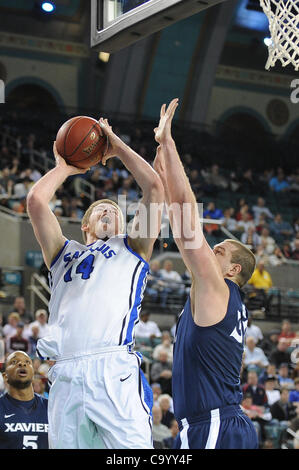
[37,234,149,360]
[0,393,48,449]
[172,279,258,449]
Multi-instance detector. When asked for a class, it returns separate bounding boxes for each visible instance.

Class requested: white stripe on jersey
[37,234,149,359]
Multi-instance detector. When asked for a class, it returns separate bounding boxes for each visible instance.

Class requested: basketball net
[259,0,299,71]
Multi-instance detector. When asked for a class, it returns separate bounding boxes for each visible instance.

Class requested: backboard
[91,0,226,53]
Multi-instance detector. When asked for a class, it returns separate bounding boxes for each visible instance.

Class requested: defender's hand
[154,98,179,144]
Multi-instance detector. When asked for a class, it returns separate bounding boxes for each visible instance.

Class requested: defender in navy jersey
[153,99,259,449]
[0,351,48,449]
[27,119,164,449]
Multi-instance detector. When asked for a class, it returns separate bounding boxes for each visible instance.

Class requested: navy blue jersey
[0,393,48,449]
[172,279,248,420]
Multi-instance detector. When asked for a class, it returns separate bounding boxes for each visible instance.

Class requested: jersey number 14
[64,255,95,283]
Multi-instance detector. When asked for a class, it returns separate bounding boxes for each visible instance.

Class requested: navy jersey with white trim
[0,393,48,449]
[172,279,248,420]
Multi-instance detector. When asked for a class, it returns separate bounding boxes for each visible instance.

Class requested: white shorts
[47,347,153,449]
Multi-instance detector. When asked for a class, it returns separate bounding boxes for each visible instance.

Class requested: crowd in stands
[0,295,298,449]
[0,112,299,448]
[0,114,299,316]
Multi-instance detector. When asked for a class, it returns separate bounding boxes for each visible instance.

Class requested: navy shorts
[174,405,259,449]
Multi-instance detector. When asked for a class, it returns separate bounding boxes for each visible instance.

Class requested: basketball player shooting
[27,118,164,449]
[153,99,259,449]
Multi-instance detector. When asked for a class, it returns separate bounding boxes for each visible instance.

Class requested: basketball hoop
[259,0,299,71]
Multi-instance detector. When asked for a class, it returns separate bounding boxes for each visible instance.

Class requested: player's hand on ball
[99,118,125,166]
[53,142,90,175]
[154,98,179,144]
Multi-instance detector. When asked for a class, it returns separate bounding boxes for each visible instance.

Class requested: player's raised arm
[154,100,234,324]
[27,143,88,270]
[99,118,164,262]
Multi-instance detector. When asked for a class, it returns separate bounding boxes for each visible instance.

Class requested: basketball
[55,116,109,169]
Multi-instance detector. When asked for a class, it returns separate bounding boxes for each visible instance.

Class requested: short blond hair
[81,199,125,244]
[225,239,256,288]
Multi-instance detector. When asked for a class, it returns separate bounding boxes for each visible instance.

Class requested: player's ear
[232,263,242,275]
[81,223,89,233]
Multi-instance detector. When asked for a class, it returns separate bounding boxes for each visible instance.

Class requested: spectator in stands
[282,242,292,260]
[270,214,294,243]
[248,260,273,292]
[269,169,290,193]
[203,201,224,220]
[8,322,29,354]
[291,239,299,261]
[293,216,299,233]
[264,376,281,406]
[3,312,20,349]
[27,309,50,340]
[252,197,274,224]
[220,208,238,232]
[201,164,228,191]
[260,330,280,359]
[269,338,291,369]
[242,370,268,406]
[240,394,263,444]
[118,175,139,203]
[239,168,260,194]
[267,246,287,266]
[270,388,297,423]
[291,362,299,381]
[159,260,185,307]
[145,259,164,303]
[27,325,39,359]
[152,405,172,448]
[0,313,4,339]
[150,351,172,395]
[245,315,263,345]
[7,296,32,325]
[278,319,296,344]
[235,200,252,222]
[32,377,49,399]
[163,419,179,449]
[158,394,175,428]
[258,363,279,385]
[12,176,33,203]
[289,378,299,404]
[289,408,299,438]
[188,169,204,199]
[236,211,255,234]
[151,383,162,408]
[244,337,269,374]
[134,311,162,342]
[152,331,173,364]
[241,226,261,251]
[277,363,295,390]
[258,228,276,255]
[255,214,268,235]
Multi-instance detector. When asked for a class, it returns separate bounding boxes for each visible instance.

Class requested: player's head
[213,239,256,288]
[3,351,34,390]
[81,199,125,243]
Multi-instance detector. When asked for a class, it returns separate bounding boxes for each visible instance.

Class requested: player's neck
[224,276,241,288]
[8,385,35,402]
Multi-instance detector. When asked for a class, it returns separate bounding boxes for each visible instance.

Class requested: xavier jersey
[37,234,149,360]
[0,393,48,449]
[172,279,248,420]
